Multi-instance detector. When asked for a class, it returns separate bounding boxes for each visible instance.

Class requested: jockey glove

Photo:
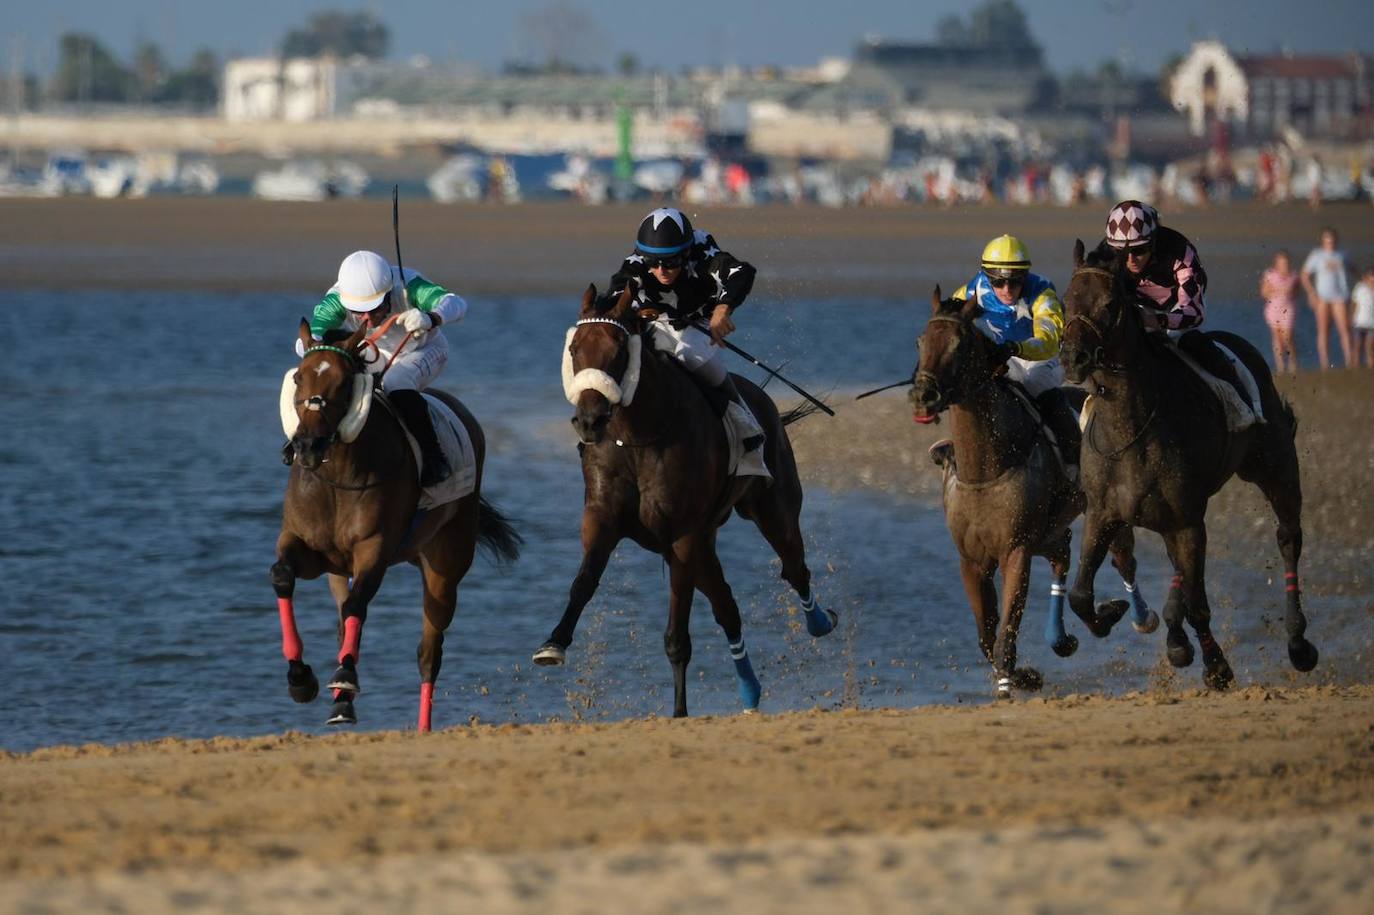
[991,341,1018,364]
[401,310,435,334]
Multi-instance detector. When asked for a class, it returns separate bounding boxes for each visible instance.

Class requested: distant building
[1171,41,1373,140]
[223,58,340,122]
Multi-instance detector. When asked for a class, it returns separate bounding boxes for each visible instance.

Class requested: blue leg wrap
[1125,581,1150,626]
[1044,579,1068,646]
[729,639,762,710]
[800,590,836,637]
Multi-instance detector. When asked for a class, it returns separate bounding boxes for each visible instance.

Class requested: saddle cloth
[1169,342,1263,433]
[1078,343,1263,435]
[395,393,478,509]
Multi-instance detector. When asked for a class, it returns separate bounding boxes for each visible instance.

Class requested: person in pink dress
[1261,249,1301,373]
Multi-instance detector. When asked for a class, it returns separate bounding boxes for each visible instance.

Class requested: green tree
[132,41,166,102]
[935,0,1037,53]
[52,33,135,103]
[159,49,219,109]
[281,10,390,59]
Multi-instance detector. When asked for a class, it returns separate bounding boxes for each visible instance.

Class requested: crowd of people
[1260,226,1374,373]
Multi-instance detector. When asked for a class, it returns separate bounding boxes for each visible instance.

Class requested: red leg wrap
[278,597,303,662]
[419,682,434,733]
[339,616,362,664]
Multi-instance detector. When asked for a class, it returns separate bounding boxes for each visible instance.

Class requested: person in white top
[1352,265,1374,369]
[1300,227,1353,369]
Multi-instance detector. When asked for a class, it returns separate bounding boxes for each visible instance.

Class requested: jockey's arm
[1164,254,1205,331]
[1015,279,1065,362]
[704,244,756,313]
[403,271,468,326]
[295,292,347,355]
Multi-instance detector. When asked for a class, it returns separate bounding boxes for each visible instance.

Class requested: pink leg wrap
[419,682,434,733]
[339,616,362,664]
[278,597,303,662]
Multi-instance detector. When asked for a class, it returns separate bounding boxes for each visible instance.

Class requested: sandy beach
[2,197,1372,913]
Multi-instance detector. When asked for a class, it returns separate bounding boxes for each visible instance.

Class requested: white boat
[632,159,685,195]
[40,151,91,196]
[427,154,485,203]
[252,161,369,201]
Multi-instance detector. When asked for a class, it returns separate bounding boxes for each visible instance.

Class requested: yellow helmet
[980,235,1031,277]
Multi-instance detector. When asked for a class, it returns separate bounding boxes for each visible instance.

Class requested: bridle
[1064,266,1131,376]
[294,344,359,417]
[913,312,982,408]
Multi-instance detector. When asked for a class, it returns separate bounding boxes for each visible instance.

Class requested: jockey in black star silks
[602,207,768,477]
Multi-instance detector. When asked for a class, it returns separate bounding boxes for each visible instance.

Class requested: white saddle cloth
[1171,342,1264,433]
[723,401,770,479]
[398,394,478,509]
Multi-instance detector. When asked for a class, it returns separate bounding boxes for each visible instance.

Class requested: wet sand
[3,197,1373,912]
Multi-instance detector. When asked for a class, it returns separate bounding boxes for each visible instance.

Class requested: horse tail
[780,399,828,427]
[477,496,522,564]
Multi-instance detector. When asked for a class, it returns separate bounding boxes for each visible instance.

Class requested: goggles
[644,254,686,270]
[989,274,1026,290]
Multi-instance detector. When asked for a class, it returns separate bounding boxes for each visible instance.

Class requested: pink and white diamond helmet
[1104,200,1159,250]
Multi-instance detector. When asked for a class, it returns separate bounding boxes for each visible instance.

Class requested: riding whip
[391,184,407,309]
[855,379,913,400]
[690,321,834,416]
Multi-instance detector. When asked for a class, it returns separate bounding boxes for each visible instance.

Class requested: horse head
[909,285,997,422]
[564,284,646,444]
[1061,239,1140,383]
[288,320,373,468]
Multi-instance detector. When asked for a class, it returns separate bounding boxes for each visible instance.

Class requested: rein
[1068,265,1161,460]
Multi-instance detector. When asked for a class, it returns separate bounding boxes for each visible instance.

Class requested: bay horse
[1059,241,1318,688]
[909,288,1155,698]
[271,319,521,731]
[531,285,837,717]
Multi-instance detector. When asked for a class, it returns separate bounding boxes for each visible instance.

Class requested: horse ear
[615,284,635,312]
[960,294,983,320]
[298,318,313,353]
[581,284,597,316]
[930,285,942,314]
[1073,238,1085,268]
[343,322,368,357]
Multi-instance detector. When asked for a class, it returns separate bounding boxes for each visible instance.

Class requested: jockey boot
[389,389,451,488]
[716,376,769,479]
[1035,387,1081,484]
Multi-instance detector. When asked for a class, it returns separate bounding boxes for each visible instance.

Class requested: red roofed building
[1170,41,1372,140]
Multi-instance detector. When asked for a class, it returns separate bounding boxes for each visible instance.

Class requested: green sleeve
[405,275,451,313]
[309,293,348,338]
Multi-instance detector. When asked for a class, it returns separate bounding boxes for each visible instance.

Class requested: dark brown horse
[531,285,837,717]
[1059,241,1318,688]
[271,320,521,731]
[909,288,1153,698]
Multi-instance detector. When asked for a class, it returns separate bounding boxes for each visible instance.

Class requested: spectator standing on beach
[1301,227,1354,369]
[1352,265,1374,368]
[1261,250,1301,374]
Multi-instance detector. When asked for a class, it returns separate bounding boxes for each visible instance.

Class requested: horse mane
[320,328,355,345]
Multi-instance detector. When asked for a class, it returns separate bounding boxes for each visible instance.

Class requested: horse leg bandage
[278,597,303,662]
[419,682,434,732]
[728,638,762,711]
[1044,579,1068,647]
[339,616,363,664]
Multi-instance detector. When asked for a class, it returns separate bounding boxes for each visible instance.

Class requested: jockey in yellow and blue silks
[947,234,1081,478]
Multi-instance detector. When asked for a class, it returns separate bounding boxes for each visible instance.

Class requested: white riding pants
[1005,355,1063,397]
[380,333,449,393]
[648,318,727,386]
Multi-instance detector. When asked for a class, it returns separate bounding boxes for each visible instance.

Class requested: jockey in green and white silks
[291,250,469,487]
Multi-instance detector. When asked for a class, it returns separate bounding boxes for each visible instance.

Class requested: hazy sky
[4,0,1372,75]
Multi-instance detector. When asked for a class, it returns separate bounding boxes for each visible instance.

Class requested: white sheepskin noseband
[279,368,373,442]
[562,322,642,407]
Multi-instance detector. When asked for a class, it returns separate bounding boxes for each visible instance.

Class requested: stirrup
[928,438,954,469]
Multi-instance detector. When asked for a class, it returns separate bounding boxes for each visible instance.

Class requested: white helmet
[336,250,394,312]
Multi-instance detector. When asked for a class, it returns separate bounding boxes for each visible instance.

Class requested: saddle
[1160,336,1264,432]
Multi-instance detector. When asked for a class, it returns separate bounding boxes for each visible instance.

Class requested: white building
[223,58,339,122]
[1171,41,1372,139]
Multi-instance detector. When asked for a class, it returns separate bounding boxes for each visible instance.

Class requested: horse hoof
[1010,668,1043,692]
[287,662,318,704]
[532,642,567,666]
[327,664,361,695]
[1288,639,1319,672]
[1132,610,1161,635]
[1095,599,1131,634]
[1204,659,1235,691]
[326,700,356,725]
[805,607,838,638]
[1167,640,1195,668]
[1051,634,1079,658]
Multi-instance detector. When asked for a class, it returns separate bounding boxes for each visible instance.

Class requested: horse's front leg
[1043,530,1078,657]
[995,545,1041,698]
[533,512,620,665]
[695,534,760,712]
[326,538,389,725]
[957,555,998,666]
[1164,524,1234,690]
[1068,514,1128,638]
[665,534,699,718]
[270,534,321,705]
[1108,526,1160,634]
